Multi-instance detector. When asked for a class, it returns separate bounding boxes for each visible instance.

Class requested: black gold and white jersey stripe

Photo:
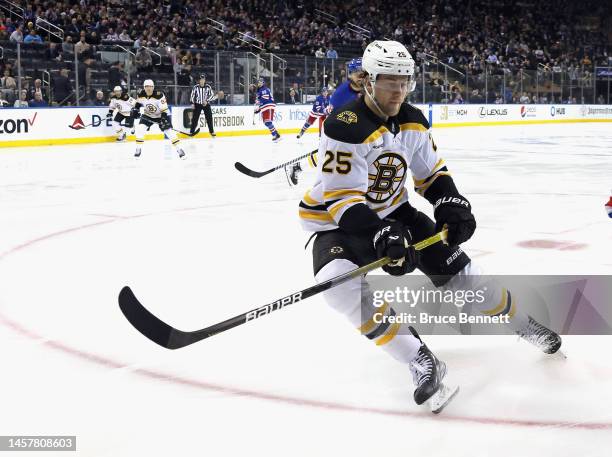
[299,97,450,232]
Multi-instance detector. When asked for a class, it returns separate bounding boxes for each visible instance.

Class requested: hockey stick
[68,122,95,130]
[172,127,200,137]
[118,229,448,349]
[235,149,317,178]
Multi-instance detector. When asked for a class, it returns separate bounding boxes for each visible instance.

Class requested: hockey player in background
[132,80,185,159]
[255,78,280,142]
[329,57,364,112]
[285,88,332,186]
[107,86,136,142]
[299,40,562,408]
[296,87,331,139]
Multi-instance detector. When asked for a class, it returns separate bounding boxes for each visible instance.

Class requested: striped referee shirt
[190,84,217,104]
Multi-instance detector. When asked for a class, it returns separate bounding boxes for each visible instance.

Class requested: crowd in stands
[0,0,609,106]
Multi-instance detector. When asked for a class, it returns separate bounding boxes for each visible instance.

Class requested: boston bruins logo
[145,103,157,114]
[366,152,407,203]
[336,110,358,124]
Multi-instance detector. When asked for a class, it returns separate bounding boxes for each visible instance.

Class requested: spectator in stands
[0,94,8,107]
[29,92,48,107]
[75,35,91,59]
[287,87,298,104]
[315,48,325,58]
[10,24,23,43]
[217,90,228,104]
[91,90,107,106]
[62,36,74,53]
[66,17,81,39]
[118,29,132,42]
[52,68,72,105]
[105,28,119,42]
[14,90,28,107]
[1,69,16,102]
[135,47,153,72]
[177,64,193,104]
[28,78,45,101]
[46,42,63,61]
[24,28,43,44]
[88,31,101,46]
[108,62,124,90]
[326,47,338,59]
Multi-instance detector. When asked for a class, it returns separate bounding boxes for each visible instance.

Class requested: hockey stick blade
[234,149,317,179]
[173,128,199,137]
[68,123,93,130]
[119,286,200,349]
[234,161,270,178]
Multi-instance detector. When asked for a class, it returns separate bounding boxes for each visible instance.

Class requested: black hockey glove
[159,113,172,131]
[130,107,141,120]
[106,110,113,121]
[373,221,418,276]
[433,195,476,245]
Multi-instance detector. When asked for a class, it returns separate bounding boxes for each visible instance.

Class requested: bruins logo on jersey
[336,110,358,124]
[145,103,158,114]
[367,152,407,203]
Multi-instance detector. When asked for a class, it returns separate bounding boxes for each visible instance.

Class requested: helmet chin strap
[364,80,388,119]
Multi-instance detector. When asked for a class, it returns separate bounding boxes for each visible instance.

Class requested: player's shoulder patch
[324,99,380,144]
[154,90,165,99]
[397,103,430,131]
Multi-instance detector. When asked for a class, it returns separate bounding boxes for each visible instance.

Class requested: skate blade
[429,382,459,414]
[550,349,567,360]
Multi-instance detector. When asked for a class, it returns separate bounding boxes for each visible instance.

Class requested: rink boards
[0,103,611,147]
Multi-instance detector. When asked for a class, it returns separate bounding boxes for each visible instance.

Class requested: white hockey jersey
[108,93,136,115]
[299,98,450,232]
[136,89,169,119]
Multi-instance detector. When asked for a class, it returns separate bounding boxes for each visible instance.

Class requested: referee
[190,74,217,136]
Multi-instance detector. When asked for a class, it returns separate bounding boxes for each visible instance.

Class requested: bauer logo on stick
[245,293,303,321]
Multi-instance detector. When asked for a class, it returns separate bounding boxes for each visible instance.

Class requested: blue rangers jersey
[256,86,276,112]
[329,80,361,112]
[310,94,330,117]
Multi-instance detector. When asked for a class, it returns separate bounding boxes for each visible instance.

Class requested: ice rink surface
[0,122,611,456]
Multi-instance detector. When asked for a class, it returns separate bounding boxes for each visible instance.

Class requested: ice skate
[284,162,302,186]
[516,316,563,356]
[409,327,459,413]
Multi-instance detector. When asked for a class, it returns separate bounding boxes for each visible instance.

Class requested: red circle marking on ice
[517,239,588,250]
[0,215,611,431]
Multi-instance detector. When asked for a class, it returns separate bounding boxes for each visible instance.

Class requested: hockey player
[296,87,331,139]
[299,40,562,408]
[254,78,280,142]
[285,61,363,186]
[285,88,331,186]
[107,86,136,142]
[606,191,612,218]
[328,57,364,112]
[131,80,185,159]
